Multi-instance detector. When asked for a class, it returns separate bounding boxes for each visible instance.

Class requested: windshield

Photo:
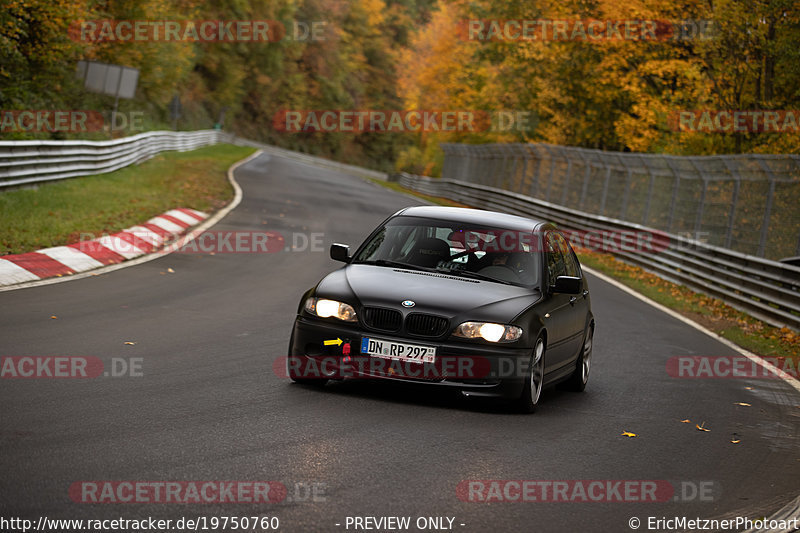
[353,216,540,287]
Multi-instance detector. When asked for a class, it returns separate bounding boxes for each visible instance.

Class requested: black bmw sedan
[287,206,594,412]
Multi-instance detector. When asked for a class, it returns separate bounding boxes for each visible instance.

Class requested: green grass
[0,144,255,255]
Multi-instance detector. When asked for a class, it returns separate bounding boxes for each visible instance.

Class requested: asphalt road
[1,151,798,533]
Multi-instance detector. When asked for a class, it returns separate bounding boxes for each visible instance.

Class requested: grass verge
[0,144,256,255]
[371,178,800,363]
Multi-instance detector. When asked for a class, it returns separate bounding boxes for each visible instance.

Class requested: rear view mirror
[552,275,581,294]
[330,243,351,263]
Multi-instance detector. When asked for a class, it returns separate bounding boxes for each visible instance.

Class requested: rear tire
[515,336,545,413]
[565,325,593,392]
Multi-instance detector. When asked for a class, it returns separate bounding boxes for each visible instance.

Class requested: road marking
[0,149,259,292]
[583,266,800,393]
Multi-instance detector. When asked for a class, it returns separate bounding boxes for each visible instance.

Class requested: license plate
[360,337,436,364]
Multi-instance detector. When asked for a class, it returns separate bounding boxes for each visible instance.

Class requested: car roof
[395,205,548,233]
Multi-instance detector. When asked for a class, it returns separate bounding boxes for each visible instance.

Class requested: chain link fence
[441,143,800,261]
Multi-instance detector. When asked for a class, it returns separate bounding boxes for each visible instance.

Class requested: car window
[555,233,580,277]
[545,233,567,283]
[353,216,540,287]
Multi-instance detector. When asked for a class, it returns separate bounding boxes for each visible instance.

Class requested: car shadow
[288,378,572,415]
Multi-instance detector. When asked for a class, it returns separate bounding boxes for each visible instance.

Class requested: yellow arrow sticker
[323,338,343,347]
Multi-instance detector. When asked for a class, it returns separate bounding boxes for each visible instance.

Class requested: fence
[394,172,800,331]
[1,130,796,329]
[441,143,800,261]
[0,130,226,189]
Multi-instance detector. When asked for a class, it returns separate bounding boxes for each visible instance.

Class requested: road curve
[1,151,798,532]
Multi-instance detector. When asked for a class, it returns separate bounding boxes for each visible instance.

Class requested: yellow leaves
[167,268,175,273]
[680,419,691,423]
[50,315,57,319]
[733,402,751,407]
[696,422,710,432]
[124,341,137,345]
[621,431,637,438]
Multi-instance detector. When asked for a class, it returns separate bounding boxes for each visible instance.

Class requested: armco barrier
[0,130,226,188]
[1,129,795,330]
[395,172,800,331]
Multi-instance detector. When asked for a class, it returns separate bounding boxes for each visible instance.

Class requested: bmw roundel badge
[401,300,415,308]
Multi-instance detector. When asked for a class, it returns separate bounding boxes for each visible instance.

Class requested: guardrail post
[561,157,573,206]
[599,165,612,216]
[758,178,776,258]
[721,158,742,250]
[694,178,708,237]
[518,154,529,194]
[578,150,591,210]
[754,158,778,258]
[543,145,555,202]
[796,229,800,257]
[619,158,634,220]
[530,145,543,198]
[665,159,681,232]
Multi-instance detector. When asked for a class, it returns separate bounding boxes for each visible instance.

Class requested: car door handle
[582,290,589,298]
[569,296,577,305]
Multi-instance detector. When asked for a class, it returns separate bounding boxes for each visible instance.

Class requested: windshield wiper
[434,268,515,285]
[357,259,429,272]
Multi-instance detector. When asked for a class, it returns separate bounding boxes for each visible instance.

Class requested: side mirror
[552,275,581,294]
[330,243,351,263]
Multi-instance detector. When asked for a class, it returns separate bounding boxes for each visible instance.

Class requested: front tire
[515,336,545,413]
[565,325,593,392]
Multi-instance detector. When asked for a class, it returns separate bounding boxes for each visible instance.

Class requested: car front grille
[362,307,402,331]
[405,313,449,337]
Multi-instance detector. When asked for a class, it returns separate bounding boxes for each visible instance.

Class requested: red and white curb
[0,208,208,286]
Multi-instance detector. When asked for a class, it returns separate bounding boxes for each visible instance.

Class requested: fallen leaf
[744,387,753,390]
[124,341,137,345]
[696,422,711,432]
[167,268,175,273]
[50,315,57,319]
[733,402,751,407]
[731,439,741,444]
[621,431,637,438]
[680,419,691,423]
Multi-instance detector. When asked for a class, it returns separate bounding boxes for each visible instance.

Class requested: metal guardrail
[394,172,800,331]
[0,130,226,188]
[441,143,800,261]
[1,128,795,329]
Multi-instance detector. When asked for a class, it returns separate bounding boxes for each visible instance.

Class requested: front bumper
[287,316,531,399]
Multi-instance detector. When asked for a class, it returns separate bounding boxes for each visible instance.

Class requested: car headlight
[453,321,523,343]
[304,297,357,322]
